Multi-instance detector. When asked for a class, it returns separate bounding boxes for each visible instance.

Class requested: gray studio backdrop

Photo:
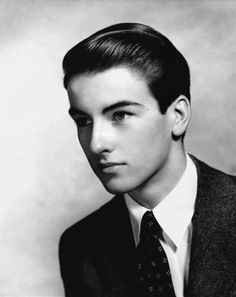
[0,0,236,295]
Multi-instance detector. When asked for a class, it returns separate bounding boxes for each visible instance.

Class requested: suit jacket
[59,157,236,297]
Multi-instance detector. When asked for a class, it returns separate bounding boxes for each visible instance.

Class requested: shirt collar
[124,154,197,248]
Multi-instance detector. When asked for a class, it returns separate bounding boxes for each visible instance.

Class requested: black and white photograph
[0,1,236,296]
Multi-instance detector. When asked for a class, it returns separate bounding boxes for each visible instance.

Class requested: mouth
[98,162,125,173]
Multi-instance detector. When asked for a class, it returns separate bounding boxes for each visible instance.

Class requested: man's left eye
[112,111,131,121]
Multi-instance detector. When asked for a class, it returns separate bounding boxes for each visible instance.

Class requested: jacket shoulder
[191,155,236,230]
[191,155,236,196]
[59,195,125,247]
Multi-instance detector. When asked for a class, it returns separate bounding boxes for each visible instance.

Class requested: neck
[128,147,187,209]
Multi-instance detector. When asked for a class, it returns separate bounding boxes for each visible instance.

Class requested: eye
[75,117,92,128]
[112,111,131,122]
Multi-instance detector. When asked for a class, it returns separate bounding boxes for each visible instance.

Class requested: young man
[59,23,236,297]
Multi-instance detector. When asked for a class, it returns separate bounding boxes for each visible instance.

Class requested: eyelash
[75,117,92,128]
[74,111,133,128]
[112,111,132,122]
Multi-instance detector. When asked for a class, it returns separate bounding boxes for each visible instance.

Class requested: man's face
[67,67,175,195]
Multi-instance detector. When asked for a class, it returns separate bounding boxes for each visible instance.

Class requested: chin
[102,183,126,195]
[101,179,135,195]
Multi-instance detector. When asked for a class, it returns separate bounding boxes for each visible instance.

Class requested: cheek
[125,117,170,159]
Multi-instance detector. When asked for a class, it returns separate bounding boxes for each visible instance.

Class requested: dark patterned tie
[136,211,176,297]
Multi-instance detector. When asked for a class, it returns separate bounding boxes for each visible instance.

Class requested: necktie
[136,211,176,297]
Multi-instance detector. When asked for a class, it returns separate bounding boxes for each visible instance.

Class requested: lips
[97,162,125,173]
[98,162,124,169]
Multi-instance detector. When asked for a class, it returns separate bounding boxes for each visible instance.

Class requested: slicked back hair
[63,23,190,113]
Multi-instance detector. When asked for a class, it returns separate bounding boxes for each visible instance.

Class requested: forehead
[67,67,158,112]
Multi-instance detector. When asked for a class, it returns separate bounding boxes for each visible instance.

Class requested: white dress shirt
[124,154,197,297]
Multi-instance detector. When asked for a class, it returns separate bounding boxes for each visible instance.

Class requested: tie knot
[139,211,162,242]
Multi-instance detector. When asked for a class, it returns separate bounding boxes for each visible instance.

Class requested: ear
[170,95,191,138]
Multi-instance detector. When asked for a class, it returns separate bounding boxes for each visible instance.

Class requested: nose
[90,121,114,155]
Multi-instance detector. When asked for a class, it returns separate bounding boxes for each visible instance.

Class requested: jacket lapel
[100,195,136,296]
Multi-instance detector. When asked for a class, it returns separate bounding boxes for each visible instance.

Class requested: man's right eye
[75,117,92,128]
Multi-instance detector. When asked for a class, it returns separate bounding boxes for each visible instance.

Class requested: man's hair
[63,22,190,113]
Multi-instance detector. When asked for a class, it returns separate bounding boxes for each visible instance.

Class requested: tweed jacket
[59,157,236,297]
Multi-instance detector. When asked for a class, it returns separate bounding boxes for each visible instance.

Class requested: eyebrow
[68,100,144,117]
[103,100,144,113]
[68,107,86,117]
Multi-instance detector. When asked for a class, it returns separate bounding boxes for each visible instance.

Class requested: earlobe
[171,95,191,138]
